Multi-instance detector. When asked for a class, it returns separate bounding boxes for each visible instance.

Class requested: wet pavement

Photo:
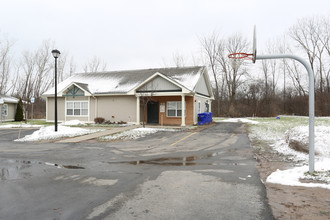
[0,123,274,220]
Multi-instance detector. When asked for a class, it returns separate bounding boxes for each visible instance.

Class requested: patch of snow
[170,71,201,91]
[272,140,309,162]
[0,124,43,128]
[2,97,18,103]
[61,120,86,126]
[284,126,330,157]
[15,125,102,141]
[267,159,330,189]
[248,116,330,189]
[44,72,144,95]
[101,127,177,140]
[222,118,259,124]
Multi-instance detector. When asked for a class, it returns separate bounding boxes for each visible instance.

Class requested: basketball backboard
[228,25,257,63]
[252,25,257,63]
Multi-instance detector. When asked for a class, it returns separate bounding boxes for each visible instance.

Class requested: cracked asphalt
[0,123,274,220]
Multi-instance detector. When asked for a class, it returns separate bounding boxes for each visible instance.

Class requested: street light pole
[51,49,61,132]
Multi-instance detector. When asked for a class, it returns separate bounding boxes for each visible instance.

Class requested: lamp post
[51,49,61,132]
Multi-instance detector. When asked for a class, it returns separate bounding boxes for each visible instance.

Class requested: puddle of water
[110,152,223,166]
[1,159,85,181]
[62,165,85,169]
[126,160,198,166]
[45,162,85,169]
[1,164,31,181]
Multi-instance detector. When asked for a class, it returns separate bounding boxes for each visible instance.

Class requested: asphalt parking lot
[0,123,273,220]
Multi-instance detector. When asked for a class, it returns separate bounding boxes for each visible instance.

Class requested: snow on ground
[266,159,330,189]
[0,123,43,128]
[247,116,330,188]
[101,127,178,140]
[15,125,102,141]
[278,125,330,157]
[221,118,260,124]
[61,120,86,126]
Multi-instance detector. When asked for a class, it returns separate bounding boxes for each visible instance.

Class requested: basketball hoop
[228,26,257,63]
[228,52,254,61]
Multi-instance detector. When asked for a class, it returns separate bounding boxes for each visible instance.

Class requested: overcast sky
[0,0,329,72]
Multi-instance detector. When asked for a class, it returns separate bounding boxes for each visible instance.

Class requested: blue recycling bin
[198,112,213,125]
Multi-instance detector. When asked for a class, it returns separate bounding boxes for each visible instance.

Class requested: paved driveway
[0,123,273,220]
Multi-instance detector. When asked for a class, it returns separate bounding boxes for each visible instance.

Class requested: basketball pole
[256,54,315,173]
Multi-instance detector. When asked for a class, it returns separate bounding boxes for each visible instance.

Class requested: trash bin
[198,113,207,125]
[207,112,213,123]
[198,112,213,125]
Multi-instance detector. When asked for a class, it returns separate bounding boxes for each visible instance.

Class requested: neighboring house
[43,66,214,126]
[0,95,19,122]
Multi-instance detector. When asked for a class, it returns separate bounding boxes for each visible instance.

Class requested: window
[205,101,209,112]
[167,101,185,117]
[198,101,201,114]
[2,104,8,116]
[66,101,88,116]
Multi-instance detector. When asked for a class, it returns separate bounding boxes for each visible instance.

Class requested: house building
[0,95,19,122]
[43,66,214,126]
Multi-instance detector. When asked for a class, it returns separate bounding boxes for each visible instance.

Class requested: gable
[136,76,182,93]
[63,85,85,97]
[195,73,210,97]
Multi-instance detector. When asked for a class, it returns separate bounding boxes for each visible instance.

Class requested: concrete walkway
[56,125,141,143]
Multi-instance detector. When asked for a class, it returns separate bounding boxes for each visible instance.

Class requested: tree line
[0,15,329,118]
[0,39,108,118]
[200,16,330,117]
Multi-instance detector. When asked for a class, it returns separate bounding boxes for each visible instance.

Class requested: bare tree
[18,50,35,100]
[286,58,307,97]
[289,16,329,93]
[172,51,186,67]
[16,40,56,100]
[319,17,330,93]
[57,52,67,83]
[261,59,270,98]
[218,33,249,116]
[69,57,77,77]
[0,35,14,95]
[83,56,108,73]
[33,40,54,98]
[200,32,222,116]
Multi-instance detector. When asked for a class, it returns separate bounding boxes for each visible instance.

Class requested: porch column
[181,94,185,126]
[209,100,212,113]
[136,95,140,125]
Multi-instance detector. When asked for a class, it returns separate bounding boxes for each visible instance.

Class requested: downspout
[88,96,91,122]
[94,96,98,122]
[46,97,48,122]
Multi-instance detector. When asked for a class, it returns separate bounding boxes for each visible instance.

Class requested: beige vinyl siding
[195,73,210,97]
[1,103,17,121]
[46,97,66,122]
[137,76,181,92]
[96,96,136,123]
[194,95,209,124]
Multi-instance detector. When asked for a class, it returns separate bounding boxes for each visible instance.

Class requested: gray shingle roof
[43,66,206,96]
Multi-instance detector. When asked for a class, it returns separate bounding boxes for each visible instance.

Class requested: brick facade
[145,96,194,126]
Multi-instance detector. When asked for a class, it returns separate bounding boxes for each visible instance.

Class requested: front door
[147,101,159,124]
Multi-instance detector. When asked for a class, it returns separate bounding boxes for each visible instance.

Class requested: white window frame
[66,101,89,116]
[166,101,186,117]
[2,104,8,116]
